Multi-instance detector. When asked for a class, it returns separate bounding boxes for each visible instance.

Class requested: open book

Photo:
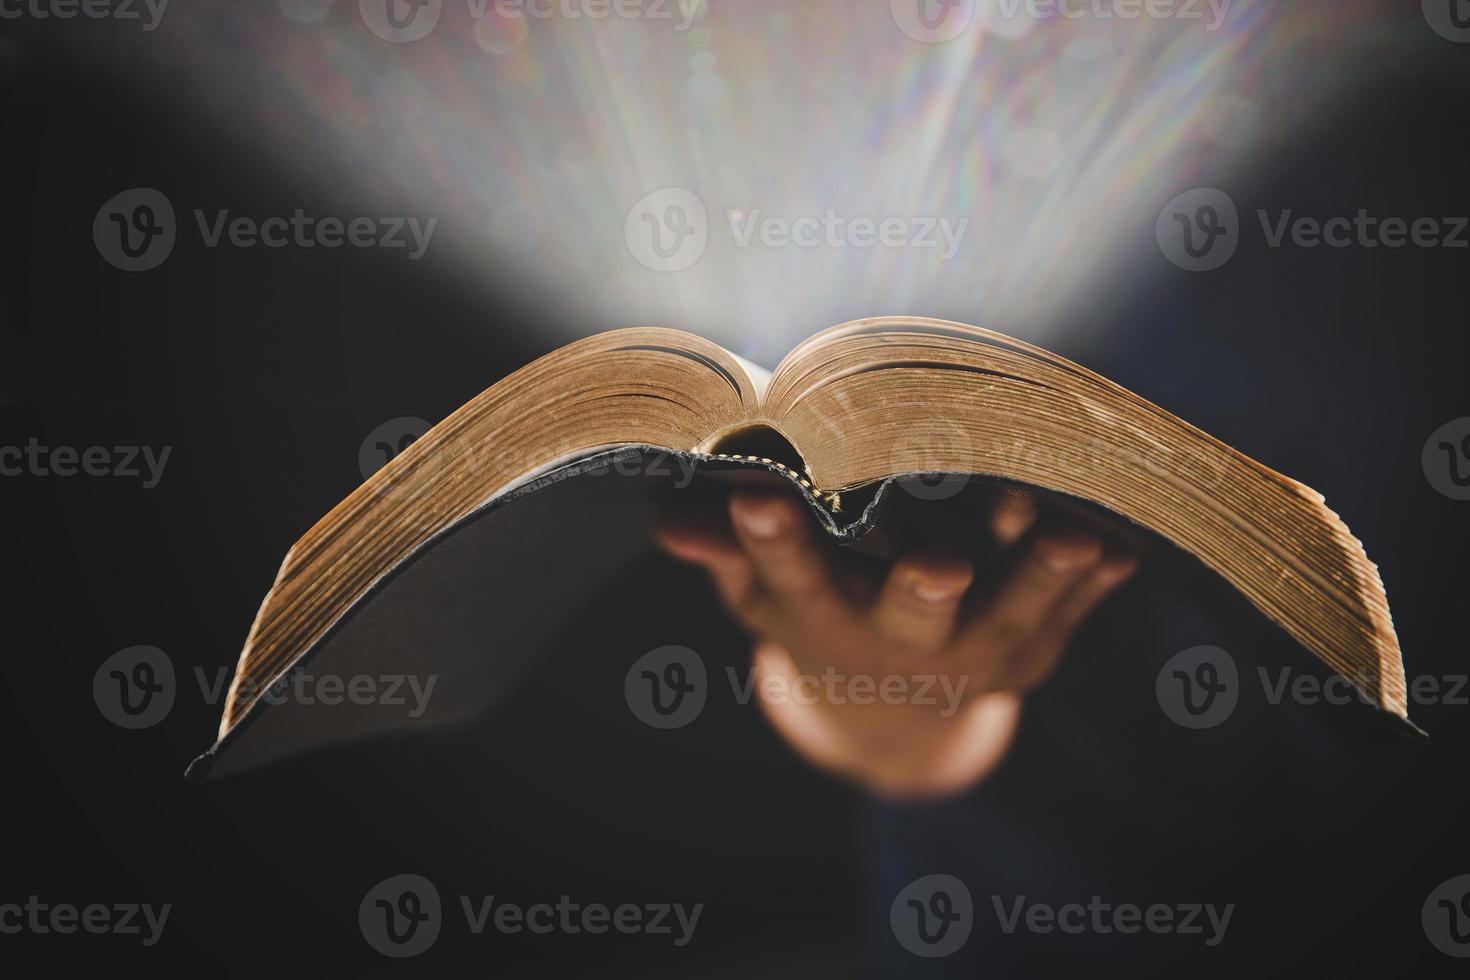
[189,317,1416,778]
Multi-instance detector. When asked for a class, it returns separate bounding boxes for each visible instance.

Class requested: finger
[1036,553,1139,653]
[749,640,851,771]
[990,490,1038,547]
[655,516,758,613]
[1003,555,1138,690]
[871,549,974,653]
[961,523,1104,655]
[655,511,737,563]
[728,492,845,613]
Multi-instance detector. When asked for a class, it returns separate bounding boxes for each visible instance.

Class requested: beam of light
[87,0,1433,362]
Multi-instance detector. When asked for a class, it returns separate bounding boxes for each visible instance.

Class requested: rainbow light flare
[139,0,1424,362]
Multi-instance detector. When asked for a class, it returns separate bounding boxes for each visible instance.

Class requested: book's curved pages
[188,317,1418,779]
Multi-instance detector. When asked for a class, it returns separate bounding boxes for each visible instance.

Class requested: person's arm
[656,489,1137,800]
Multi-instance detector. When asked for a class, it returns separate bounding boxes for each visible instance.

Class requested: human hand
[656,487,1138,799]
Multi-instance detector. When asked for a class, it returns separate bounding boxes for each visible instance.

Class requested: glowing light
[277,0,334,25]
[473,11,529,55]
[119,2,1424,360]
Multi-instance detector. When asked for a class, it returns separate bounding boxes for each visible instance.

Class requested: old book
[188,317,1416,778]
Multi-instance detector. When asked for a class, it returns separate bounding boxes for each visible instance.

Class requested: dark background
[3,4,1468,977]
